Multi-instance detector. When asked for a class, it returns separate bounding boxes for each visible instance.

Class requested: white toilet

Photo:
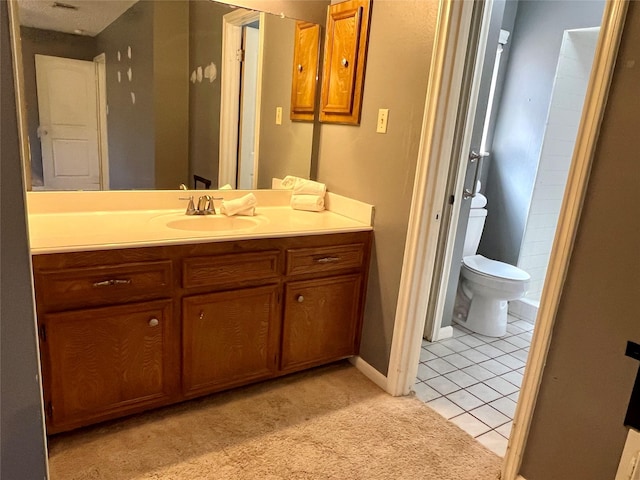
[452,194,530,337]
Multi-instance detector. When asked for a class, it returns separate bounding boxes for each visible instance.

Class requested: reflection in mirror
[13,0,324,191]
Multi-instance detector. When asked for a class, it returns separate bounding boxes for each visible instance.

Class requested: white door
[35,54,101,190]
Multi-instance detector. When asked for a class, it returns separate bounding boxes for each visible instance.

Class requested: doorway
[383,0,627,478]
[219,9,264,189]
[417,0,603,457]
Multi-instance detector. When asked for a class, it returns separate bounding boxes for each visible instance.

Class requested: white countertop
[27,190,374,255]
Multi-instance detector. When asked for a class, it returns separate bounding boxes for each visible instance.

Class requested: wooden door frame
[383,1,628,480]
[219,9,264,189]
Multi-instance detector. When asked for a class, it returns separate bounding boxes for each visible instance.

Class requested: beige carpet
[48,362,501,479]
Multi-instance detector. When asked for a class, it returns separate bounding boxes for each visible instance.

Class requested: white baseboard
[439,325,453,340]
[349,356,388,391]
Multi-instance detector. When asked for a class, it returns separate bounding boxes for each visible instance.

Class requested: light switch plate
[275,107,283,125]
[376,108,389,133]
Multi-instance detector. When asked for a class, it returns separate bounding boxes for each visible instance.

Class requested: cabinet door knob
[148,318,159,327]
[297,295,304,303]
[297,64,303,72]
[199,311,205,320]
[341,58,348,67]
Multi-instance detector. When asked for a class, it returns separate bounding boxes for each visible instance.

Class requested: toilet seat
[463,255,530,281]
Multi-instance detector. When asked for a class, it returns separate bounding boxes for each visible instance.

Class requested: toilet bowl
[451,196,530,337]
[453,254,530,337]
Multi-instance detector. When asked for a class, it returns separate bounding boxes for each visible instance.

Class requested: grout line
[418,324,531,442]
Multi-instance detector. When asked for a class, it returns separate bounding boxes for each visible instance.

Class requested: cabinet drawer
[286,243,365,276]
[182,250,280,289]
[36,260,172,311]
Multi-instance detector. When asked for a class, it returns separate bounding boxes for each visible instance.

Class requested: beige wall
[316,0,438,374]
[216,0,328,25]
[257,14,314,188]
[521,2,640,478]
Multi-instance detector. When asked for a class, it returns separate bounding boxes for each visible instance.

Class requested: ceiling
[17,0,139,37]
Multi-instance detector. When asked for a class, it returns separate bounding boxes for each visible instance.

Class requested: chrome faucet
[197,195,213,215]
[179,195,223,215]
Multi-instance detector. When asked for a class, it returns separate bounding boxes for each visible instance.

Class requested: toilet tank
[463,208,487,257]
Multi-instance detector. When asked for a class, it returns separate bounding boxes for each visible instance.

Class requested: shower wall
[517,27,599,300]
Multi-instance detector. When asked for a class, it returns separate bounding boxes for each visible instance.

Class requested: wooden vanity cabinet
[32,254,180,434]
[180,249,282,398]
[32,231,371,434]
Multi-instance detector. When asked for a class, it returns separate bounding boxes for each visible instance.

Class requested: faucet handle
[179,195,196,215]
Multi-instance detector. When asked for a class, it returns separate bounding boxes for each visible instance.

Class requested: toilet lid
[463,255,530,281]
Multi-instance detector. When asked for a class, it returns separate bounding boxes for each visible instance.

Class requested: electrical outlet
[376,108,389,133]
[275,107,283,125]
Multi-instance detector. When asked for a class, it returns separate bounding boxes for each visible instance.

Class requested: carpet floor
[48,362,501,479]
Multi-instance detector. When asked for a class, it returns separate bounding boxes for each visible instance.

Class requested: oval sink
[165,215,261,232]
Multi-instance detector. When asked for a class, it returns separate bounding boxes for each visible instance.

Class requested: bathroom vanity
[28,191,373,434]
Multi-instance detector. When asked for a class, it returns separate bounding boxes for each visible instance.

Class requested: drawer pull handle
[316,256,341,264]
[92,279,132,287]
[297,295,304,303]
[148,318,159,327]
[199,311,205,320]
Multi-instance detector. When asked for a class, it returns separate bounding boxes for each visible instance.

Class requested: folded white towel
[281,175,299,189]
[293,178,326,197]
[291,194,325,212]
[220,193,257,216]
[219,184,233,190]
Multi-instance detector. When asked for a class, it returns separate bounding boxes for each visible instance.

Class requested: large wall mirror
[10,0,326,191]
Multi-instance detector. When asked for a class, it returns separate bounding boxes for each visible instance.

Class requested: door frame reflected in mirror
[219,8,263,189]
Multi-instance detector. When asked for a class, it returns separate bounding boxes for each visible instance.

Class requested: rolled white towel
[219,183,233,190]
[291,194,325,212]
[220,193,257,216]
[293,178,326,197]
[280,175,299,189]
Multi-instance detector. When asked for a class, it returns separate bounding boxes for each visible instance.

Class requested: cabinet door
[319,0,371,124]
[290,21,320,121]
[42,300,174,433]
[281,274,362,372]
[182,285,280,397]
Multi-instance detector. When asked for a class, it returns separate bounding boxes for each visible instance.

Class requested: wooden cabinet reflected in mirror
[10,0,327,191]
[290,21,320,122]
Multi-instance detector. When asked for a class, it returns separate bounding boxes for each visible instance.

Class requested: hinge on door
[45,401,53,418]
[236,49,245,62]
[449,194,455,205]
[39,324,46,342]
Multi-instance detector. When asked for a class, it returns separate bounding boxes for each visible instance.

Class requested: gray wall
[188,0,231,187]
[479,0,604,265]
[257,14,314,188]
[97,0,156,190]
[19,26,97,187]
[154,1,190,190]
[316,0,437,374]
[521,2,640,477]
[1,1,48,477]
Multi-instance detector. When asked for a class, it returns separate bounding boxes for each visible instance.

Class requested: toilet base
[453,290,508,337]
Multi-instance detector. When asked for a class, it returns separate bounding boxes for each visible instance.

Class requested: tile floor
[414,315,534,456]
